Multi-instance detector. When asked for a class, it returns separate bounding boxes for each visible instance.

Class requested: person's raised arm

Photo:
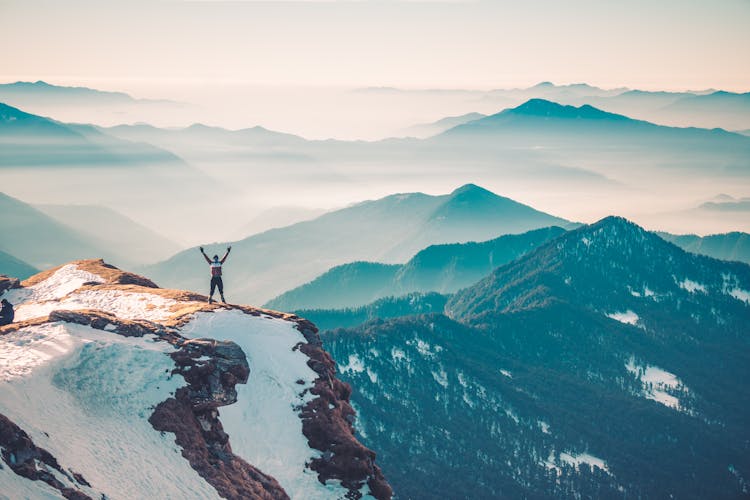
[199,246,211,264]
[220,246,231,264]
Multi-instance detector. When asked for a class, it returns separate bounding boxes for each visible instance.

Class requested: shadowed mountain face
[35,204,182,265]
[0,193,182,270]
[146,184,572,304]
[447,216,750,327]
[323,217,750,499]
[0,250,38,280]
[267,226,567,311]
[0,192,109,270]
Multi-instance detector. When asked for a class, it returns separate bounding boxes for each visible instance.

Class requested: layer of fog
[1,81,748,258]
[6,81,749,141]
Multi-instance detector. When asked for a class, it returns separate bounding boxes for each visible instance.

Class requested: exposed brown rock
[0,412,92,499]
[150,338,288,500]
[295,323,393,500]
[0,316,49,335]
[0,275,21,294]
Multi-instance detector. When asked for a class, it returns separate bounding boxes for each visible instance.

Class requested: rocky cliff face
[0,259,391,500]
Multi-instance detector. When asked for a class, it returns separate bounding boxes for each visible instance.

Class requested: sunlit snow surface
[179,310,366,500]
[0,323,221,500]
[4,264,178,322]
[0,264,373,499]
[626,357,688,410]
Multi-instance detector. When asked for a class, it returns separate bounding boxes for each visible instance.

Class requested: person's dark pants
[210,276,224,299]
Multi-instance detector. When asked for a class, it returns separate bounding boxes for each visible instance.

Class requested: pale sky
[1,0,749,91]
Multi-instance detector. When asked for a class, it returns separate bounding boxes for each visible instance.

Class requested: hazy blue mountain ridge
[267,226,566,310]
[147,184,571,304]
[0,249,39,280]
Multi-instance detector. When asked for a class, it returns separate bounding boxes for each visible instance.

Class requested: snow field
[3,264,181,323]
[0,460,66,500]
[0,322,220,499]
[179,310,365,500]
[544,450,610,475]
[606,310,640,326]
[626,357,687,410]
[678,279,707,294]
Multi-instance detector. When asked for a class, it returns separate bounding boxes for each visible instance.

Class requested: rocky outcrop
[2,260,393,499]
[21,259,159,289]
[0,413,91,499]
[295,321,393,500]
[150,338,288,500]
[0,275,20,295]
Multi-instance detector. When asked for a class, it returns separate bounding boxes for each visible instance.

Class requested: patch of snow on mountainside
[559,452,609,472]
[678,278,707,294]
[544,450,610,475]
[606,310,640,325]
[4,264,178,322]
[10,264,104,302]
[626,357,689,410]
[0,322,221,500]
[179,310,366,500]
[0,462,64,500]
[729,288,750,304]
[339,353,366,374]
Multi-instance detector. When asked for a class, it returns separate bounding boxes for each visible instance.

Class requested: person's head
[213,255,219,262]
[1,299,8,306]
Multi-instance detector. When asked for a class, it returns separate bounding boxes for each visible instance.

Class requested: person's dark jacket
[0,300,14,325]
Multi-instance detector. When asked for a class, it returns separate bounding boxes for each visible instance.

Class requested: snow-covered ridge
[0,260,391,500]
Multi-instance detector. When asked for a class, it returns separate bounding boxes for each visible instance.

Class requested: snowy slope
[0,260,391,500]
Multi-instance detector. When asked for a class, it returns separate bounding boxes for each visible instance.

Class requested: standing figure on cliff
[200,246,231,304]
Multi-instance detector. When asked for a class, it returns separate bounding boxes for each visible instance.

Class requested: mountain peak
[591,215,641,230]
[449,183,493,198]
[568,215,656,252]
[507,99,626,121]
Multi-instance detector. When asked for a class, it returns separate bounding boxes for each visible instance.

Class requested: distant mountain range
[0,81,138,106]
[267,226,567,310]
[146,184,574,304]
[0,191,110,269]
[285,226,750,328]
[385,81,750,132]
[0,192,183,270]
[440,99,747,146]
[0,81,181,110]
[299,292,449,331]
[35,204,181,265]
[659,231,750,264]
[0,102,182,166]
[323,216,750,499]
[400,112,487,138]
